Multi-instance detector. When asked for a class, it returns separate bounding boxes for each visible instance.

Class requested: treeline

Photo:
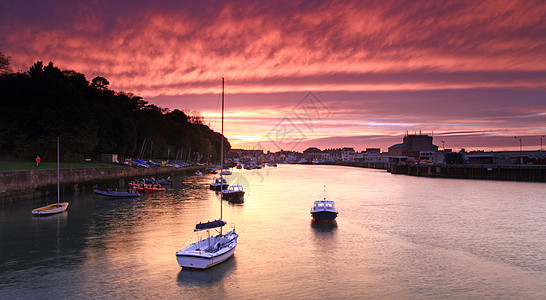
[0,59,229,162]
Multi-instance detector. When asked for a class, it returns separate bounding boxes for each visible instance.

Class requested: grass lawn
[0,162,123,171]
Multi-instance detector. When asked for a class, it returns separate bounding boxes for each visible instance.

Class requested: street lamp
[541,135,545,151]
[514,136,522,151]
[441,140,445,150]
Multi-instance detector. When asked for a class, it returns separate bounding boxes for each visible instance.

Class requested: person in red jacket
[35,156,41,167]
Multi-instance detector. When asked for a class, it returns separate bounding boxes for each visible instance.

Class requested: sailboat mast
[220,77,224,232]
[57,136,60,205]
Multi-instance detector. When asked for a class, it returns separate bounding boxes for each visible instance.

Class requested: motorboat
[209,177,229,191]
[310,186,338,223]
[221,185,245,203]
[195,170,203,176]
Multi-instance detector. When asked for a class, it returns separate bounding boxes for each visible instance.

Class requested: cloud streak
[1,0,545,150]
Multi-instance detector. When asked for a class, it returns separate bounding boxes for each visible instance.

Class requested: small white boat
[195,170,203,176]
[32,137,68,215]
[222,185,245,203]
[221,169,232,175]
[32,202,69,215]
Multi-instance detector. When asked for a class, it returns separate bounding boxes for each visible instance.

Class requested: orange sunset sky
[1,0,545,152]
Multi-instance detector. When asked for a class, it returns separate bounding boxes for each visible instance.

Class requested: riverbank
[0,165,206,203]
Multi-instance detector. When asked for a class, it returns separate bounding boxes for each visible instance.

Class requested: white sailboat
[176,77,238,269]
[32,137,69,215]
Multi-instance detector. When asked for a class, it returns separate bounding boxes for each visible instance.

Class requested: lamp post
[441,140,445,150]
[541,135,545,151]
[514,136,522,151]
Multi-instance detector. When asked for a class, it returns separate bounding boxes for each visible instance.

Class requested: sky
[1,0,545,152]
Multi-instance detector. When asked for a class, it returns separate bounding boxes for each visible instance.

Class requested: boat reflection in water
[176,256,236,286]
[310,219,338,229]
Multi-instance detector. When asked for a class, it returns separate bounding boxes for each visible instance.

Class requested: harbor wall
[389,164,545,182]
[0,166,205,203]
[320,161,545,182]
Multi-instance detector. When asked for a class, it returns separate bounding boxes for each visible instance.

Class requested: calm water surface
[1,164,545,299]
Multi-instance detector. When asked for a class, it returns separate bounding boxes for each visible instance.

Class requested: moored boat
[129,179,166,192]
[311,186,338,223]
[32,202,69,215]
[176,77,238,269]
[221,185,245,203]
[32,137,68,215]
[210,177,229,191]
[143,177,173,185]
[176,221,238,269]
[94,189,140,198]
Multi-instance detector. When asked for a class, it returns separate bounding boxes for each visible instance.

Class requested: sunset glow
[1,0,545,151]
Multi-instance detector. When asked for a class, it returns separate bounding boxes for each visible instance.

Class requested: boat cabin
[312,200,336,211]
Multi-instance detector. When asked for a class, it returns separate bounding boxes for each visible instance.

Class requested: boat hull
[222,191,245,203]
[176,230,238,269]
[32,202,69,215]
[311,211,338,223]
[94,189,140,198]
[209,183,229,191]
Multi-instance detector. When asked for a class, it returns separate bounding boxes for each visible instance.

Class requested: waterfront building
[388,134,439,162]
[341,147,355,161]
[303,147,323,162]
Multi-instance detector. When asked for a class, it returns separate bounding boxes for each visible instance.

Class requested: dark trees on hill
[0,61,229,162]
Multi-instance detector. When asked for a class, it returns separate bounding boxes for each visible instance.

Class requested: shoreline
[0,165,207,203]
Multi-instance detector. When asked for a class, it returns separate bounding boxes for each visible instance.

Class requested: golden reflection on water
[0,164,545,299]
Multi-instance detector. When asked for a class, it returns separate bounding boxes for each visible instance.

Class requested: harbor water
[0,164,545,299]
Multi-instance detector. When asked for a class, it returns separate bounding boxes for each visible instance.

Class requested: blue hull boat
[94,189,140,198]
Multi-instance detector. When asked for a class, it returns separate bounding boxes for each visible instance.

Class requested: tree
[28,61,44,77]
[0,51,12,75]
[0,60,229,162]
[91,76,109,90]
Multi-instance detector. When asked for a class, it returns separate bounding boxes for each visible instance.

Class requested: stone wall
[0,166,205,203]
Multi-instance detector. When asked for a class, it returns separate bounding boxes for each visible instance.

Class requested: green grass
[0,162,123,171]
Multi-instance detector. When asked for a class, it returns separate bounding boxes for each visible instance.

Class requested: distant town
[228,134,546,166]
[227,134,545,182]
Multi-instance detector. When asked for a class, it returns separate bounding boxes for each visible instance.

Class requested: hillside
[0,61,229,162]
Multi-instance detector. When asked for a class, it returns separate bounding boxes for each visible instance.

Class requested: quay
[325,162,546,182]
[0,165,206,203]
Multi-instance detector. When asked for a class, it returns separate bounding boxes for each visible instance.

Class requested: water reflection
[310,220,338,231]
[176,257,236,286]
[1,165,545,299]
[31,210,68,223]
